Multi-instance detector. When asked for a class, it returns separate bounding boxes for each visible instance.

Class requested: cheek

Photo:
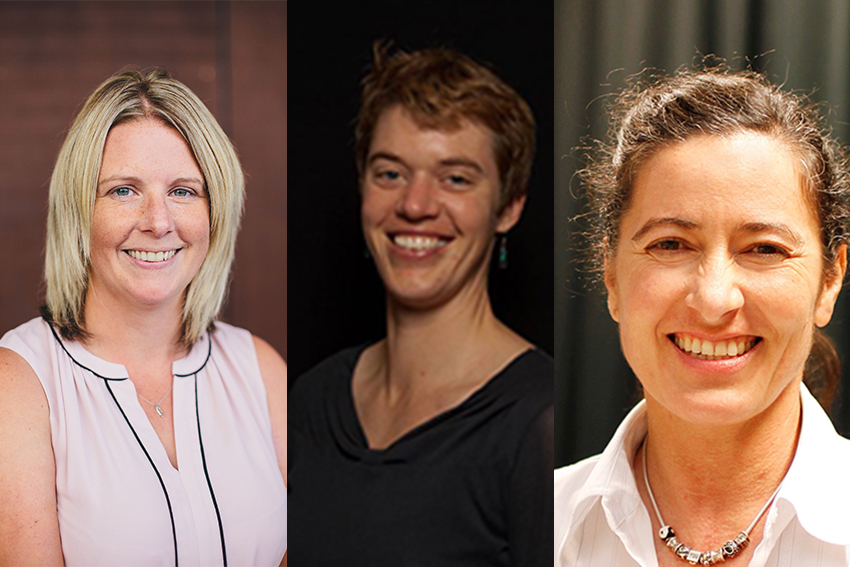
[616,262,688,325]
[360,191,392,230]
[747,270,820,345]
[89,204,127,256]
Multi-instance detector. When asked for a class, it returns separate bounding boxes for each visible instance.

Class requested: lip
[385,231,452,259]
[124,248,181,267]
[668,333,762,373]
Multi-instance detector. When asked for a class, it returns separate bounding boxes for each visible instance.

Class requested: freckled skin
[89,118,210,314]
[360,105,524,310]
[606,132,844,427]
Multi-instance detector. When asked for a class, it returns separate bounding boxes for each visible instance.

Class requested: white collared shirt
[554,384,850,566]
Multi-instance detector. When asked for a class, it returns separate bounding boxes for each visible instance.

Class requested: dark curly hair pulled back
[580,66,850,409]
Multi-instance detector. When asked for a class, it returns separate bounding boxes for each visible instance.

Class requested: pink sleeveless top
[0,318,286,566]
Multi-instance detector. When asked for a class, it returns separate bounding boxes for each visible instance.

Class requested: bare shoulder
[252,335,287,385]
[0,346,49,422]
[251,336,287,483]
[0,347,64,563]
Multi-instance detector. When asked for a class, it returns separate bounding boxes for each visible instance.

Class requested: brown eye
[751,244,786,256]
[650,239,682,251]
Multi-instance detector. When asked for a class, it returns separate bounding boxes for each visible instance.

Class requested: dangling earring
[498,234,508,269]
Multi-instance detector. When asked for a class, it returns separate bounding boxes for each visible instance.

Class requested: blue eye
[172,188,192,197]
[113,186,132,197]
[446,175,471,186]
[377,170,401,181]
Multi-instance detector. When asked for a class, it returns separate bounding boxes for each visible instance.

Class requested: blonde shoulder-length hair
[45,68,245,344]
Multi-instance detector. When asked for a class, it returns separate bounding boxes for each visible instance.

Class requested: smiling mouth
[126,249,178,263]
[391,234,449,251]
[670,333,761,360]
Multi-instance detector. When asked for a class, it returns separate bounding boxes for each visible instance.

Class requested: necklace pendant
[155,405,164,418]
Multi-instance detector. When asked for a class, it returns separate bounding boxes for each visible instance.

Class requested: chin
[658,386,774,427]
[127,287,184,309]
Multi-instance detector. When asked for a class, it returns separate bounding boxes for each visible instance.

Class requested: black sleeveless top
[289,346,553,566]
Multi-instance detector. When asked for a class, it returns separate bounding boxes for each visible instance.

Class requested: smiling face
[606,132,844,426]
[361,105,524,310]
[89,117,210,313]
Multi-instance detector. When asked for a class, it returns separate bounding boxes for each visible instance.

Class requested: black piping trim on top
[104,380,179,566]
[195,374,227,565]
[47,323,127,381]
[48,324,178,565]
[175,335,212,377]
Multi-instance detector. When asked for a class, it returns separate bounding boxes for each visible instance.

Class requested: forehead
[101,118,198,167]
[624,132,818,234]
[369,106,497,167]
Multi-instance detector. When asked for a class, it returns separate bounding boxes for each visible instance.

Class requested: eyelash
[747,243,789,257]
[647,239,686,252]
[444,174,471,187]
[109,187,196,197]
[645,239,791,257]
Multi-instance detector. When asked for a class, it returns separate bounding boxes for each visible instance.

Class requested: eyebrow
[737,221,805,248]
[631,217,698,242]
[367,152,484,173]
[97,175,205,187]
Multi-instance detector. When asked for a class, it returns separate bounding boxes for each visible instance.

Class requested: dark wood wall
[0,1,287,358]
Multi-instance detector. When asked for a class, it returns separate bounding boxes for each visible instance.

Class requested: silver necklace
[642,437,783,565]
[136,381,175,418]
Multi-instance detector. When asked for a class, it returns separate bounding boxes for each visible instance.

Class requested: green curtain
[555,0,850,467]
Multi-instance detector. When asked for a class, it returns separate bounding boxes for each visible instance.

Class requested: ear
[815,244,847,327]
[495,195,527,233]
[604,250,620,323]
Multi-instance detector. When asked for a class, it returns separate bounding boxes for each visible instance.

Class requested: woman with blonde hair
[0,69,287,565]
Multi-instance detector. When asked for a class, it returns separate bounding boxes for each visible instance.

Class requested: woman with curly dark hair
[556,68,850,566]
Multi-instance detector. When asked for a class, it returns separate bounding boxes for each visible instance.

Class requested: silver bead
[685,549,702,564]
[676,545,692,559]
[721,539,739,558]
[666,537,681,551]
[734,532,749,550]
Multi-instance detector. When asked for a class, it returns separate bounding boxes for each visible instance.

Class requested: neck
[378,282,526,396]
[639,380,802,551]
[82,282,186,369]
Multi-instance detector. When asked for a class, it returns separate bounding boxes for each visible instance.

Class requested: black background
[287,1,554,384]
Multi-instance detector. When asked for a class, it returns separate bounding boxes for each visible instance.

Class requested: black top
[288,346,554,566]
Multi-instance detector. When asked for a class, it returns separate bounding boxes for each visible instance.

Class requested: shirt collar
[560,399,654,564]
[50,321,211,380]
[776,384,850,545]
[559,383,850,560]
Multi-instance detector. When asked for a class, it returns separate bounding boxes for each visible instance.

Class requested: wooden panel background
[0,1,287,358]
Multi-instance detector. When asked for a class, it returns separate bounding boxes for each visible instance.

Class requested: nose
[684,254,744,323]
[397,174,439,220]
[140,192,175,237]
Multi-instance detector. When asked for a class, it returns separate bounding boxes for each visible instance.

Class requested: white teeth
[393,234,447,251]
[128,249,177,263]
[673,333,757,360]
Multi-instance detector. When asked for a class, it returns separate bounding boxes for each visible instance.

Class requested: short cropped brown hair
[355,44,535,211]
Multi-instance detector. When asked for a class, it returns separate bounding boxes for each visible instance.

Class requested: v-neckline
[50,322,213,473]
[343,346,534,458]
